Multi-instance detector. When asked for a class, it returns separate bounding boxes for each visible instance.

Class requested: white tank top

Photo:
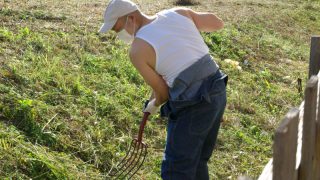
[135,8,210,87]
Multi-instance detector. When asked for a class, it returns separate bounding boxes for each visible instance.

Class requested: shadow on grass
[0,99,57,147]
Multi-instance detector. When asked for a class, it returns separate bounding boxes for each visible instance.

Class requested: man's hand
[143,99,159,115]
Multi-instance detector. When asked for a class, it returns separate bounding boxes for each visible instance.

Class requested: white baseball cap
[99,0,138,33]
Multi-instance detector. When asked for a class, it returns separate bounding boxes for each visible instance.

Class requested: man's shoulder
[131,38,154,55]
[129,38,156,64]
[171,7,193,20]
[157,7,191,18]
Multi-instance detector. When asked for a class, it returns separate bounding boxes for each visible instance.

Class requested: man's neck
[138,13,157,31]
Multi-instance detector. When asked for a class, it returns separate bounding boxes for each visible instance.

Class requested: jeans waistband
[169,54,219,100]
[160,54,226,118]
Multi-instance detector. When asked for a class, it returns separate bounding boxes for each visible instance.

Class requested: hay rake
[109,112,150,179]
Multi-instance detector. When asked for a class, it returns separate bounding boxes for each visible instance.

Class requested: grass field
[0,0,319,179]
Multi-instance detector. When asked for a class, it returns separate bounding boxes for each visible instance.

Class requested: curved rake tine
[109,112,150,179]
[117,142,147,180]
[127,143,148,179]
[110,139,139,177]
[115,140,140,178]
[122,141,146,178]
[110,140,135,174]
[108,140,135,176]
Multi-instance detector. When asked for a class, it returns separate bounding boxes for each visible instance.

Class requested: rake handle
[137,112,150,142]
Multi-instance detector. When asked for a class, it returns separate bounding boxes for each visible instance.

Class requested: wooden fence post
[299,76,318,180]
[308,36,320,79]
[273,108,300,180]
[314,72,320,179]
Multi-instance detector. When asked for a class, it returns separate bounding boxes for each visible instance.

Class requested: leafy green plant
[0,28,14,42]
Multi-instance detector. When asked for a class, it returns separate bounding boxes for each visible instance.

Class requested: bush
[174,0,200,6]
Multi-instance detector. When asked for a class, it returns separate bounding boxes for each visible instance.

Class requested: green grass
[0,0,319,179]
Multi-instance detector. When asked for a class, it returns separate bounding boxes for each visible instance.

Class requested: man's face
[112,16,127,33]
[112,15,136,35]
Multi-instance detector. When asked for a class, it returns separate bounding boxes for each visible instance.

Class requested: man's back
[136,8,209,87]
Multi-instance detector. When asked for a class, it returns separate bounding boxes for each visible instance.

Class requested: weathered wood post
[308,36,320,79]
[309,35,320,180]
[299,76,318,180]
[314,72,320,179]
[273,108,299,180]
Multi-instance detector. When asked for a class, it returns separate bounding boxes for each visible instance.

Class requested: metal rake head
[109,138,147,179]
[108,112,150,179]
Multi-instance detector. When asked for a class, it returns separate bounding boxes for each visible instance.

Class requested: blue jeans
[160,68,227,180]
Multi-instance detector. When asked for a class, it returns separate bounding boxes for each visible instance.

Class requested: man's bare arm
[175,8,224,32]
[129,38,169,106]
